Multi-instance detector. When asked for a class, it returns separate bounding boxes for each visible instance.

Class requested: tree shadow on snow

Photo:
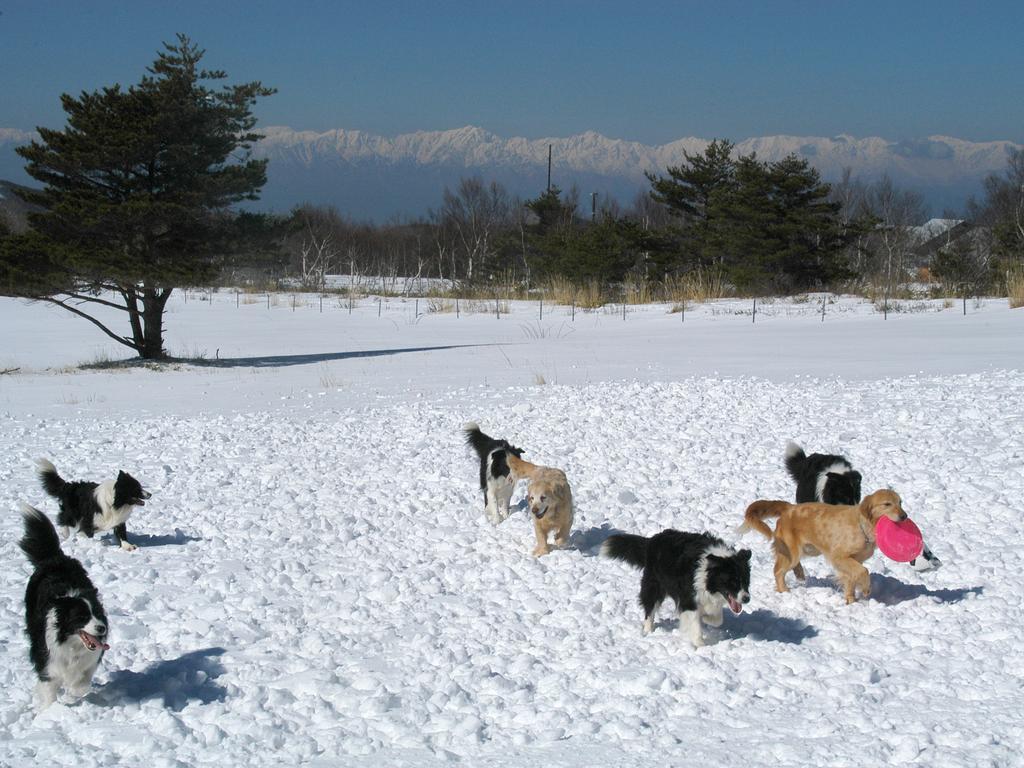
[718,609,819,645]
[868,574,983,605]
[89,647,228,711]
[569,523,622,557]
[184,343,501,369]
[117,529,202,548]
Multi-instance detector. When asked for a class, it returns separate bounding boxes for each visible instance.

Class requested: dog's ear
[857,493,873,515]
[861,493,884,521]
[736,548,752,561]
[117,470,127,479]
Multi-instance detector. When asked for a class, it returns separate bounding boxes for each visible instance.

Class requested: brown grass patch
[663,269,727,304]
[1008,266,1024,308]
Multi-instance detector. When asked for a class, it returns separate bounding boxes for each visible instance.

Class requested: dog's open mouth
[79,631,109,652]
[532,509,545,519]
[727,595,743,614]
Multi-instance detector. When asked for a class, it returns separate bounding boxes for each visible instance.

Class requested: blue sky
[2,1,1021,144]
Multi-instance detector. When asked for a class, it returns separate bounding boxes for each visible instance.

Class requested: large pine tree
[646,139,736,270]
[764,155,850,290]
[2,35,274,359]
[647,142,853,290]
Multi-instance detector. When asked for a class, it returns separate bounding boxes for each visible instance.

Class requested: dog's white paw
[67,683,93,699]
[120,541,138,552]
[702,612,724,628]
[34,681,58,709]
[910,554,940,572]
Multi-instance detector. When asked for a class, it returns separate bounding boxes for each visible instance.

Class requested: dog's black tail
[601,533,649,568]
[19,504,63,567]
[36,458,65,499]
[784,441,806,484]
[463,422,499,461]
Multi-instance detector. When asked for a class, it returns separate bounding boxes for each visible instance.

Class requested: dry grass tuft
[464,299,510,315]
[622,275,651,305]
[1008,266,1024,309]
[319,365,340,389]
[664,269,727,304]
[540,277,603,308]
[427,298,455,314]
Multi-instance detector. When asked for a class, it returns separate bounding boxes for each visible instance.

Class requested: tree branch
[61,291,132,312]
[34,296,140,352]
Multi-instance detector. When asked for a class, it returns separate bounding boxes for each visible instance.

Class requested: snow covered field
[0,294,1021,767]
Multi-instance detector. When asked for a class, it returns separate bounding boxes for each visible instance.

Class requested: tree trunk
[139,287,172,359]
[125,289,144,351]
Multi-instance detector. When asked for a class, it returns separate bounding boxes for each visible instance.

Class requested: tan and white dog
[506,453,573,556]
[739,489,907,604]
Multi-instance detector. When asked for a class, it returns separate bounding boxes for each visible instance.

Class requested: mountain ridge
[2,125,1019,220]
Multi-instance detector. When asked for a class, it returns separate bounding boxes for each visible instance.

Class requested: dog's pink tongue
[728,596,743,614]
[80,631,110,651]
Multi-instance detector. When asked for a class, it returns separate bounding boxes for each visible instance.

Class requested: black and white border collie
[37,458,151,551]
[784,440,862,506]
[785,441,940,571]
[20,504,110,708]
[464,423,526,525]
[602,530,751,648]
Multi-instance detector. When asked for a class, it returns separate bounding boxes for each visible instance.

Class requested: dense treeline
[261,141,1024,300]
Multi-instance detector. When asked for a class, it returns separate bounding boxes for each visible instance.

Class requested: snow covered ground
[0,293,1021,766]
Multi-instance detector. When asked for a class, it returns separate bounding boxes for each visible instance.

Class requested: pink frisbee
[875,516,925,562]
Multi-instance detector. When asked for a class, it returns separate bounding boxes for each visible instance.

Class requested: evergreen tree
[520,186,576,279]
[646,139,736,270]
[712,153,776,288]
[646,139,736,221]
[647,144,853,291]
[1,35,275,359]
[526,186,576,234]
[763,155,851,290]
[556,215,653,283]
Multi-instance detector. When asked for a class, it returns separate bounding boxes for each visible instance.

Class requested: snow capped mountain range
[256,125,1016,181]
[2,125,1019,220]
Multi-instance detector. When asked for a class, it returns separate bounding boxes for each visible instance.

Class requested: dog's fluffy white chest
[44,609,100,684]
[91,481,133,531]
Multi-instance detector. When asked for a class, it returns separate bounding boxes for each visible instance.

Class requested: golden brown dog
[738,489,907,604]
[506,453,573,556]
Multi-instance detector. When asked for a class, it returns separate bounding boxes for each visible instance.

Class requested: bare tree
[627,189,673,230]
[975,148,1024,263]
[293,205,342,291]
[827,167,876,275]
[864,175,928,297]
[440,177,512,284]
[429,210,457,291]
